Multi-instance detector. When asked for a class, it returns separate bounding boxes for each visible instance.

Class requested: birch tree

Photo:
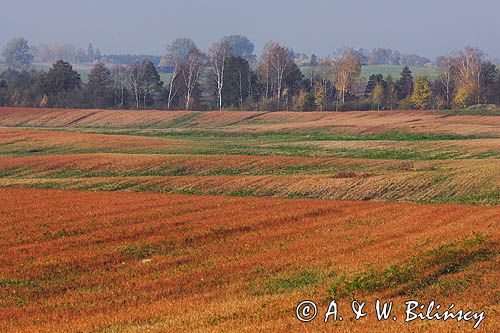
[437,55,456,108]
[163,53,180,109]
[209,41,231,110]
[313,57,335,109]
[261,42,292,110]
[111,65,129,108]
[456,46,483,105]
[180,47,206,110]
[164,38,196,109]
[129,62,142,109]
[332,49,361,109]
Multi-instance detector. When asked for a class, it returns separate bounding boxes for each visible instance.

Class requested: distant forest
[12,41,435,67]
[0,36,499,111]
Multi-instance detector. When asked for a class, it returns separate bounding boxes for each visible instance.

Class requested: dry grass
[1,107,500,136]
[0,128,188,153]
[0,152,497,204]
[0,108,498,331]
[0,188,498,332]
[2,120,500,204]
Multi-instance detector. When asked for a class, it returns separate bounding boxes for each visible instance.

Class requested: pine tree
[95,48,102,61]
[140,61,163,108]
[397,66,414,99]
[384,75,399,110]
[87,63,113,108]
[41,60,81,95]
[365,74,385,97]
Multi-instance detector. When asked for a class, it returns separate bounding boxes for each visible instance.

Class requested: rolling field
[0,107,498,205]
[0,107,498,332]
[1,188,498,332]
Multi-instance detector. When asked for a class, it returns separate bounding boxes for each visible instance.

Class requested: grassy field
[301,64,439,80]
[360,65,438,80]
[0,107,498,331]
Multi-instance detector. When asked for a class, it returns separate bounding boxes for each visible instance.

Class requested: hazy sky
[1,0,499,59]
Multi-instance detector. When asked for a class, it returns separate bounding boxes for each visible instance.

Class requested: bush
[399,96,415,110]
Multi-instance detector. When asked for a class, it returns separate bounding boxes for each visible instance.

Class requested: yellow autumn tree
[371,83,385,110]
[314,89,326,111]
[294,90,315,111]
[39,95,49,108]
[411,76,433,109]
[453,83,478,108]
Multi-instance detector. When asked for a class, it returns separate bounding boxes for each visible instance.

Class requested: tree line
[1,36,499,111]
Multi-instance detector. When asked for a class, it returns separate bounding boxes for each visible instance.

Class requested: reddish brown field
[0,108,498,332]
[0,127,498,205]
[0,128,188,152]
[1,107,500,135]
[0,188,498,332]
[0,152,498,204]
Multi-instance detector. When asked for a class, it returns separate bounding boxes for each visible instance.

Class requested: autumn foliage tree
[259,42,293,110]
[371,83,385,110]
[455,46,483,107]
[332,49,361,109]
[0,36,499,112]
[412,76,433,109]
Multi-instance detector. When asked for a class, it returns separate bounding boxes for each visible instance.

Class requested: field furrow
[0,188,498,332]
[0,108,498,331]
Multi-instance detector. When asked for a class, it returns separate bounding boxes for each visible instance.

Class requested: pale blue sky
[1,0,499,58]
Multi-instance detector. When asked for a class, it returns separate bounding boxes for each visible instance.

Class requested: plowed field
[0,107,498,332]
[1,107,499,136]
[0,188,498,332]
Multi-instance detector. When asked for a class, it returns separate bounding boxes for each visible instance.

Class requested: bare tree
[456,46,483,105]
[209,41,231,110]
[314,58,335,99]
[237,58,252,109]
[332,49,361,110]
[111,65,129,108]
[164,38,197,109]
[180,47,206,110]
[260,41,292,110]
[128,62,142,109]
[163,53,180,109]
[256,60,271,100]
[438,55,456,108]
